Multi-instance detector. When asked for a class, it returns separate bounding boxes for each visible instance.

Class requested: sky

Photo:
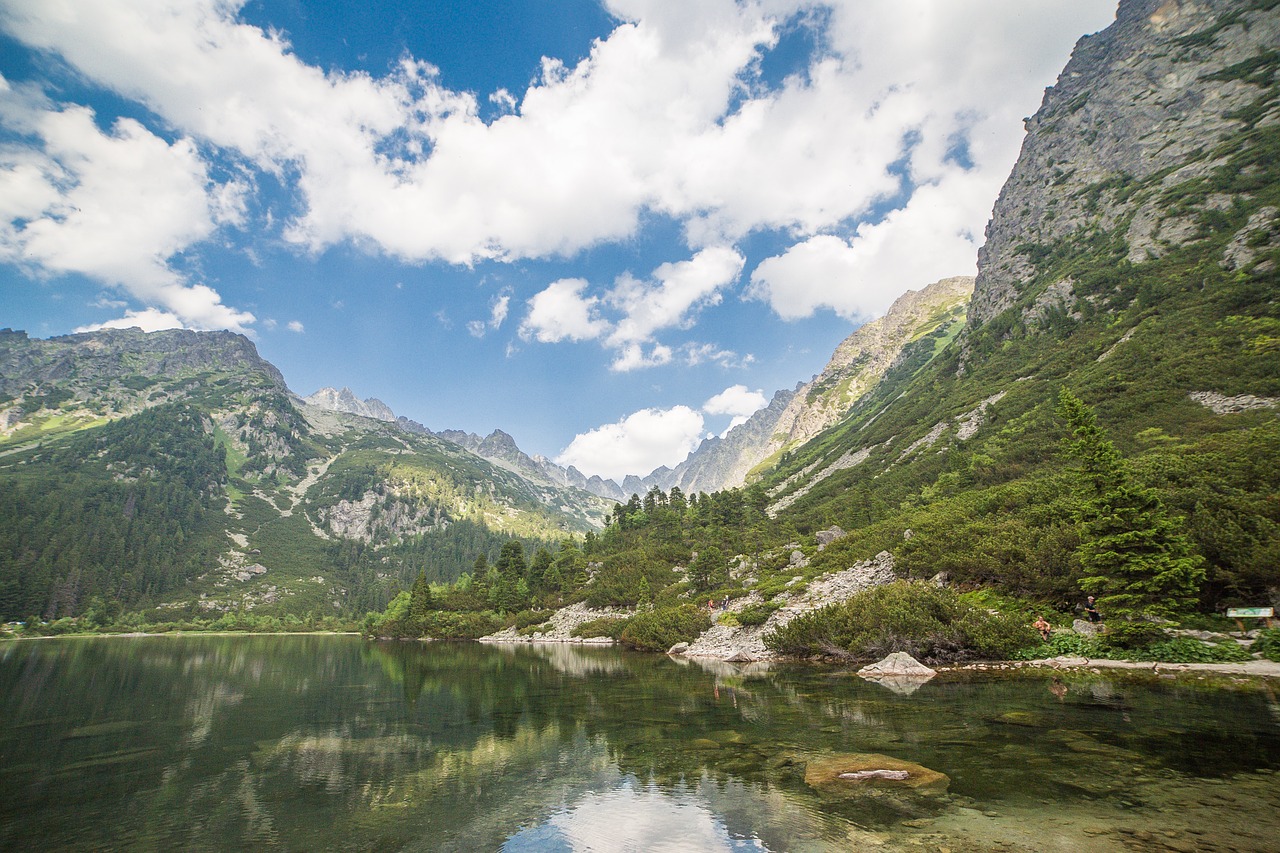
[0,0,1117,482]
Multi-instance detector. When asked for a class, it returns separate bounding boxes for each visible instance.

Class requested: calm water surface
[1,636,1278,852]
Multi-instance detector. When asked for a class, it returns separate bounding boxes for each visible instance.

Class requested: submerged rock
[805,753,950,796]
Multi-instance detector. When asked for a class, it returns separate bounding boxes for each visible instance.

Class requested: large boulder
[1072,618,1102,638]
[858,652,936,678]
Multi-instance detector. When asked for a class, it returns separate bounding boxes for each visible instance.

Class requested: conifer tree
[409,570,433,617]
[1057,388,1204,621]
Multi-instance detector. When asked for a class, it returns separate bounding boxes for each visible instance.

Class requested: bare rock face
[305,387,396,422]
[969,0,1280,327]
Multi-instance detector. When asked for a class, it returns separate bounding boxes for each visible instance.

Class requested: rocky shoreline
[474,549,1280,680]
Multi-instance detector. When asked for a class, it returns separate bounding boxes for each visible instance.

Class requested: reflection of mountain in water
[4,637,1280,852]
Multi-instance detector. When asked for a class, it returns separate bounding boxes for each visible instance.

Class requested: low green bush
[1134,637,1252,663]
[1014,632,1103,660]
[619,605,711,652]
[417,611,503,640]
[764,581,1038,664]
[736,601,780,627]
[1253,628,1280,662]
[511,609,552,629]
[571,617,630,640]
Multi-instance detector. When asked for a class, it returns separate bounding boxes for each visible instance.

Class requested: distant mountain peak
[304,387,396,422]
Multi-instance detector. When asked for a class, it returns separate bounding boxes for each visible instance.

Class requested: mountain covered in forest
[1,0,1277,635]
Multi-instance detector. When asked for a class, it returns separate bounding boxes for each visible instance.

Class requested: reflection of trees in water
[7,638,1280,851]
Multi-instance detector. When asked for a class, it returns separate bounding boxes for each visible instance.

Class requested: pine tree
[1057,388,1205,621]
[409,570,433,617]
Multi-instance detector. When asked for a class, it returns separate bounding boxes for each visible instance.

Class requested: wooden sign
[1227,607,1274,618]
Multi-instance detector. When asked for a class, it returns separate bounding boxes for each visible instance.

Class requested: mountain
[643,275,974,495]
[304,387,396,422]
[0,329,609,622]
[4,0,1277,629]
[759,0,1279,610]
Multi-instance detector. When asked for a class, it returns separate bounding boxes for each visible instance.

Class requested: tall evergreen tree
[409,570,434,617]
[1057,388,1205,621]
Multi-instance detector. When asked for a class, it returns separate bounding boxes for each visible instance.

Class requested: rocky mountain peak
[304,387,396,422]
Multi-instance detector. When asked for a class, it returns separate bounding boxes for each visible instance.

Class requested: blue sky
[0,0,1116,481]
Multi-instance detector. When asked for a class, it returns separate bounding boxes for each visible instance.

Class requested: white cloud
[0,81,253,331]
[748,173,988,319]
[468,293,511,338]
[521,247,743,370]
[704,384,767,432]
[287,320,304,333]
[555,405,705,482]
[76,307,184,333]
[605,247,743,346]
[0,0,1118,338]
[609,341,673,372]
[519,278,609,343]
[0,0,1085,261]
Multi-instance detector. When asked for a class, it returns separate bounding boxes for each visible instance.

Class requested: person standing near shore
[1084,596,1101,623]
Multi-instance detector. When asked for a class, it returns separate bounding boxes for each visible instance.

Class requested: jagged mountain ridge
[0,327,609,620]
[304,387,396,422]
[646,275,975,495]
[360,275,974,502]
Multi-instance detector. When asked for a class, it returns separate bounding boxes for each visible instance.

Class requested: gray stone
[858,652,936,678]
[1073,618,1101,637]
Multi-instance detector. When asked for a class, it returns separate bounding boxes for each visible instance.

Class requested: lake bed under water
[1,635,1277,852]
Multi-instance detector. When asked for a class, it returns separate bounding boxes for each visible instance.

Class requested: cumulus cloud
[0,83,253,331]
[559,383,770,480]
[0,0,1113,276]
[555,405,705,483]
[519,278,609,343]
[76,307,183,333]
[704,384,768,432]
[521,247,743,370]
[287,320,305,333]
[748,172,988,319]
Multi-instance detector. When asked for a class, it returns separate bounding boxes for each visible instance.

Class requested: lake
[1,636,1277,852]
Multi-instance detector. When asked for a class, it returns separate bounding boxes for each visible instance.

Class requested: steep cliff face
[970,0,1280,327]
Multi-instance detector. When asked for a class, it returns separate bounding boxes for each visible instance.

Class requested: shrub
[764,581,1039,664]
[571,617,630,640]
[1135,636,1252,663]
[417,611,503,640]
[736,602,780,627]
[511,609,552,630]
[1253,628,1280,662]
[1014,631,1103,660]
[619,605,712,652]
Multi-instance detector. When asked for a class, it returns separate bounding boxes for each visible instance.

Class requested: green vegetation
[1058,388,1205,623]
[619,605,712,652]
[764,582,1037,664]
[1253,628,1280,662]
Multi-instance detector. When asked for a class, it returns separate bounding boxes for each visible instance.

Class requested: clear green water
[1,636,1278,852]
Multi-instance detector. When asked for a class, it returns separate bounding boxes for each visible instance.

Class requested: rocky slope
[970,0,1280,327]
